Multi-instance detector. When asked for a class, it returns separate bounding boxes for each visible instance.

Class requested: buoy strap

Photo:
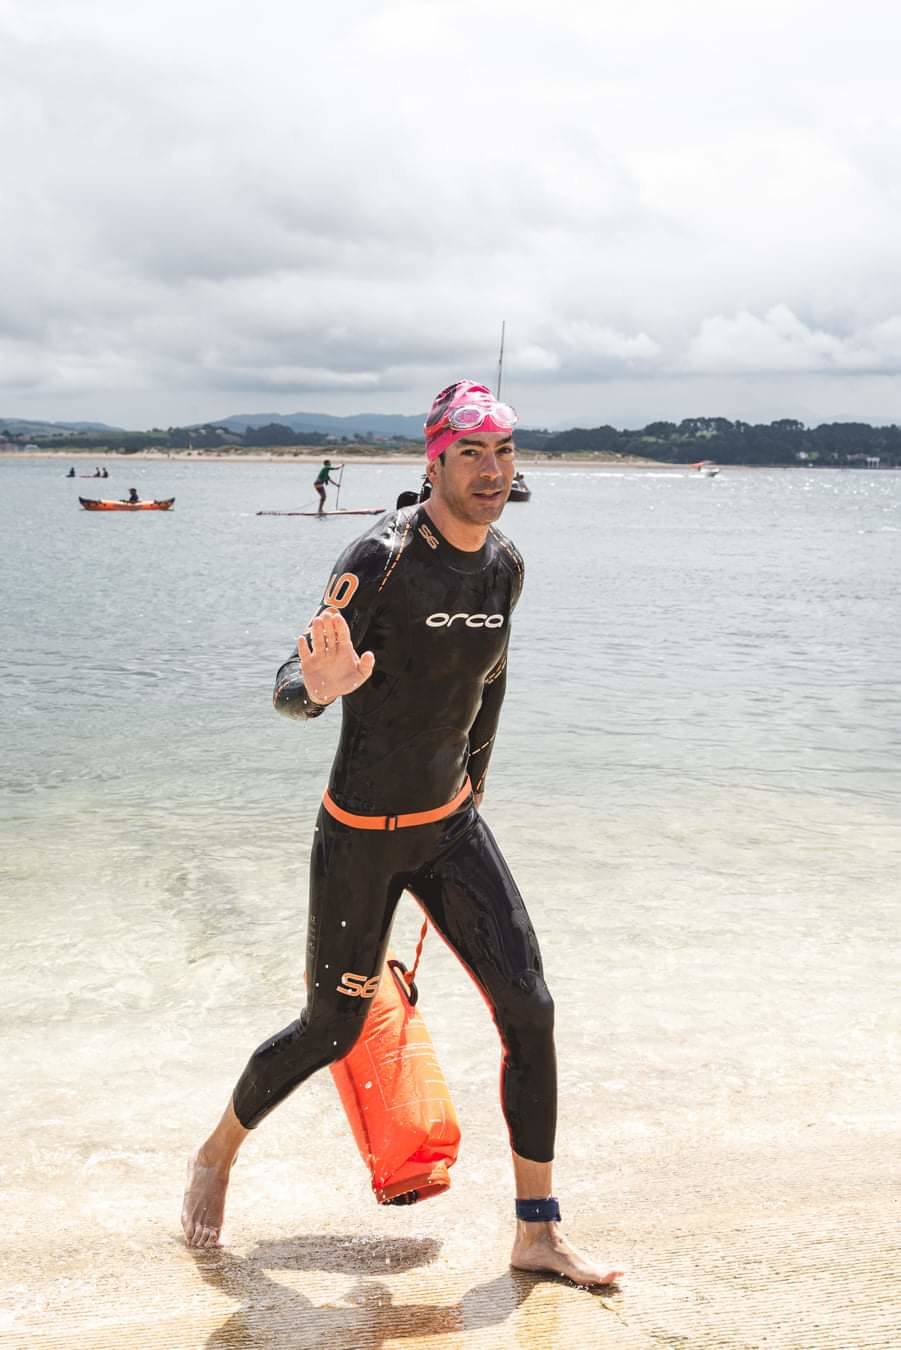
[405,918,429,988]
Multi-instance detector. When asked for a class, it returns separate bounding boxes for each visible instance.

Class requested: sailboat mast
[496,320,506,400]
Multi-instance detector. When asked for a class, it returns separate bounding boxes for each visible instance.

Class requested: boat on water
[508,473,531,501]
[79,497,175,511]
[691,460,720,477]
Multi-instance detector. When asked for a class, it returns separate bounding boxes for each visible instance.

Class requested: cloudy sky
[4,0,901,429]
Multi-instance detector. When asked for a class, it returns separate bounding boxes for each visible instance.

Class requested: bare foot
[510,1221,623,1287]
[181,1148,231,1248]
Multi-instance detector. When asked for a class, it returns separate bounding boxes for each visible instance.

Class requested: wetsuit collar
[413,505,491,573]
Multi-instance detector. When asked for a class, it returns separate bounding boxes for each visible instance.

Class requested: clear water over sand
[2,459,899,1347]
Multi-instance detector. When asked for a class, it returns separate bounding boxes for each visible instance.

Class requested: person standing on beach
[182,380,623,1287]
[314,458,341,514]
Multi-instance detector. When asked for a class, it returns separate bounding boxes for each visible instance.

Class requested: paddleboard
[256,508,387,517]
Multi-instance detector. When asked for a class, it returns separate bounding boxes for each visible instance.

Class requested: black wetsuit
[232,505,556,1162]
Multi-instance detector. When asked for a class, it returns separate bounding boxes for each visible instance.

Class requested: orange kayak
[330,951,460,1205]
[79,497,175,511]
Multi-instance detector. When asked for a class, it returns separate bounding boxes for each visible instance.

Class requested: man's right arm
[272,536,382,720]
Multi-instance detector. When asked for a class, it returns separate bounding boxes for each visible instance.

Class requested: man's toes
[591,1266,623,1286]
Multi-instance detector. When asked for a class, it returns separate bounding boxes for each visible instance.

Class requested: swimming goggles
[429,400,518,434]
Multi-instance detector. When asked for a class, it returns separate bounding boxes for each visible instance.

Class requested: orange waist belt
[322,777,472,831]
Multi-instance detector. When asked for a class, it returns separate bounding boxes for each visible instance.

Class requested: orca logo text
[426,613,505,629]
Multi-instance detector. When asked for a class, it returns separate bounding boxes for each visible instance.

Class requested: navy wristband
[515,1196,561,1223]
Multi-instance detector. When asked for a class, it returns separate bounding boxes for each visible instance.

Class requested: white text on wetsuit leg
[337,972,380,998]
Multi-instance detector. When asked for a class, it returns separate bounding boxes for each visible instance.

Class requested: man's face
[428,432,515,526]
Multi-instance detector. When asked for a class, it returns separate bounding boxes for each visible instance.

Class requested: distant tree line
[8,415,901,465]
[538,417,901,465]
[11,421,420,452]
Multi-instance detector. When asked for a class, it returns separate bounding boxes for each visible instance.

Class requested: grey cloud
[4,0,901,425]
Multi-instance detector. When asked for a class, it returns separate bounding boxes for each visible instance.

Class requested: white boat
[691,460,720,477]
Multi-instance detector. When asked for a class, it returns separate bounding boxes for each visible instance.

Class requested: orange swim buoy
[329,944,460,1205]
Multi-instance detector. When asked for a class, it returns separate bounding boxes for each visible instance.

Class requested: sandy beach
[3,998,897,1350]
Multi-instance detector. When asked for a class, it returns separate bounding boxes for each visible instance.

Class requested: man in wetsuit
[314,458,341,514]
[182,380,622,1286]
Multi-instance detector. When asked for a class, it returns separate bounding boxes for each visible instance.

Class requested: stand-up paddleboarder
[314,458,341,514]
[182,380,623,1286]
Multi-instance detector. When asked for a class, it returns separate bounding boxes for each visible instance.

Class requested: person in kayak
[182,380,623,1287]
[314,459,341,514]
[125,487,140,503]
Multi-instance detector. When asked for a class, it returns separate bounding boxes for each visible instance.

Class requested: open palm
[298,610,375,705]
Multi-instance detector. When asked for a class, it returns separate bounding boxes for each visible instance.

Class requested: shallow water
[2,458,899,1061]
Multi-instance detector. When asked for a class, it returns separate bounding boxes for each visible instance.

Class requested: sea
[1,457,899,1339]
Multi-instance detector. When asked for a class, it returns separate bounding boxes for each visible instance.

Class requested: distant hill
[213,410,425,438]
[0,417,127,436]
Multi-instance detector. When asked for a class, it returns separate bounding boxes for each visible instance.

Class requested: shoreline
[1,449,768,470]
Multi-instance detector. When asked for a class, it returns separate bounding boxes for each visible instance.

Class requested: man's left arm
[466,643,509,806]
[468,543,523,805]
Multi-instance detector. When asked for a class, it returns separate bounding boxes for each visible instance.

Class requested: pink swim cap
[424,380,518,462]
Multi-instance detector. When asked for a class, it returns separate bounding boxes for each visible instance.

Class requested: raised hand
[298,609,375,706]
